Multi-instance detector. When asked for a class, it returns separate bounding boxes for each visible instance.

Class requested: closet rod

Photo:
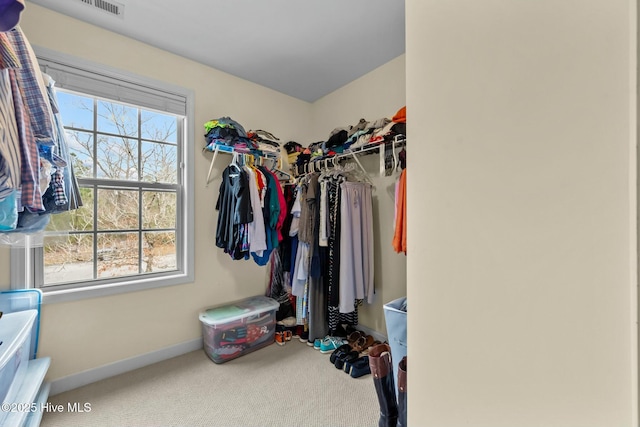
[205,145,280,187]
[295,136,406,182]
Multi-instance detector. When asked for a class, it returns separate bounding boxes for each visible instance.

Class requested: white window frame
[10,47,195,304]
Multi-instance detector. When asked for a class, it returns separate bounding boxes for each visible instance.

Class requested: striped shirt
[0,68,20,199]
[0,33,20,70]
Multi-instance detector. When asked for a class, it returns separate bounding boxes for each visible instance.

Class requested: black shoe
[331,324,348,338]
[329,344,352,365]
[336,350,359,371]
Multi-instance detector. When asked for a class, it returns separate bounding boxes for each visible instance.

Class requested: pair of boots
[369,343,407,427]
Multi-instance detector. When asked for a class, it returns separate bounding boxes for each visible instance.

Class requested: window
[12,48,194,303]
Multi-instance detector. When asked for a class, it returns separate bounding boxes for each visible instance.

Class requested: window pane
[141,111,177,143]
[66,130,94,178]
[97,188,139,230]
[45,188,94,232]
[97,232,139,278]
[142,191,176,229]
[56,91,93,130]
[142,231,176,273]
[43,234,94,285]
[96,136,139,180]
[31,52,190,296]
[97,101,138,137]
[141,142,177,183]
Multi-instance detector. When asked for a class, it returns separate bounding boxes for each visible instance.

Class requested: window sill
[39,272,193,304]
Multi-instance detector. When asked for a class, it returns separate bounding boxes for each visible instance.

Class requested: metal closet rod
[204,145,279,187]
[294,136,406,182]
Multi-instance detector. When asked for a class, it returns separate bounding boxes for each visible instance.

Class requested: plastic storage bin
[0,310,37,406]
[0,290,42,359]
[383,296,407,397]
[199,296,279,364]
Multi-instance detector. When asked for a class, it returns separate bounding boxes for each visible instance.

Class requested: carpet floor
[40,339,380,427]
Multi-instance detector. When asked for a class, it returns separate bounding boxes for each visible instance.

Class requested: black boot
[369,343,398,427]
[397,356,407,427]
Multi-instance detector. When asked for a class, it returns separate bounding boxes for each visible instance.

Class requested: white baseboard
[356,324,387,344]
[49,338,203,396]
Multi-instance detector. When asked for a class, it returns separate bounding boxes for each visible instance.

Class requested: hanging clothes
[338,181,374,312]
[244,165,267,257]
[323,173,360,333]
[5,27,56,149]
[41,73,82,213]
[392,168,407,254]
[0,64,20,200]
[215,161,253,260]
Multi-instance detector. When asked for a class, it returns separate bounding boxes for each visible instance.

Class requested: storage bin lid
[199,296,279,326]
[0,310,37,369]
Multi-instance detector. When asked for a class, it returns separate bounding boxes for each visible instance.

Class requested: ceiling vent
[75,0,125,19]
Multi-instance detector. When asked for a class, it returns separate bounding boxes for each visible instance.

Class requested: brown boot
[397,356,407,427]
[368,343,398,427]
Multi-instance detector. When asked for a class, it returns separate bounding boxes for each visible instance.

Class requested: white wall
[12,4,312,381]
[406,1,637,426]
[311,54,407,334]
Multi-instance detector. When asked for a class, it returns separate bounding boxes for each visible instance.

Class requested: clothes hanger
[229,152,241,177]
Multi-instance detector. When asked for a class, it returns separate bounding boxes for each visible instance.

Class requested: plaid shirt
[5,26,56,148]
[51,168,66,206]
[10,69,43,212]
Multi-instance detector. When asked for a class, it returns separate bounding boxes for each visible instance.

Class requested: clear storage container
[0,310,37,404]
[199,296,279,364]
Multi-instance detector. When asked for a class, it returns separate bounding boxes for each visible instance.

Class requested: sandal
[361,340,382,355]
[353,335,375,353]
[347,330,365,345]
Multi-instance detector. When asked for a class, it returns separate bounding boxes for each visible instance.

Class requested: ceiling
[27,0,406,103]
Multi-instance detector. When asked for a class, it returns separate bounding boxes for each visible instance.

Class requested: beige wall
[1,4,410,382]
[311,55,407,334]
[16,4,313,381]
[406,0,637,426]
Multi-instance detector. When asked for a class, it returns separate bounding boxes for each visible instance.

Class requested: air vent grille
[74,0,124,18]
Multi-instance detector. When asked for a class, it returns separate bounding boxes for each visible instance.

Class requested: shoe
[276,316,297,327]
[347,330,365,346]
[292,325,302,338]
[298,330,309,343]
[336,350,359,370]
[283,330,292,342]
[331,324,348,338]
[275,331,286,346]
[329,344,352,364]
[352,335,375,353]
[320,336,347,354]
[313,338,322,350]
[349,356,371,378]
